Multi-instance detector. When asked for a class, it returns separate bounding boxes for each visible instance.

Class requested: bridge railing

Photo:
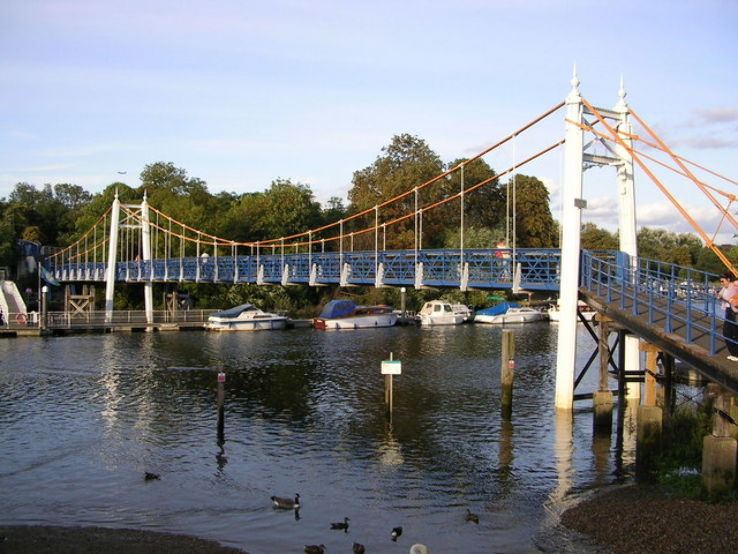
[581,251,727,355]
[49,248,564,290]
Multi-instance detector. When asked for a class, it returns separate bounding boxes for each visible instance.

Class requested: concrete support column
[594,317,613,432]
[555,69,584,410]
[637,405,663,476]
[703,385,737,495]
[613,80,641,401]
[641,342,660,407]
[104,192,121,323]
[141,193,154,325]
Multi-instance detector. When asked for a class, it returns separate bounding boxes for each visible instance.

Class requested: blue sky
[1,0,737,241]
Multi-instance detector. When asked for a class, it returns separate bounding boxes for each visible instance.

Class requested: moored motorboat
[204,303,289,331]
[474,302,547,324]
[313,299,398,330]
[418,300,465,326]
[452,304,474,322]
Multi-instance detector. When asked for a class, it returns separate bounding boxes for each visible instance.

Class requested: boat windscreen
[318,299,356,319]
[211,304,255,318]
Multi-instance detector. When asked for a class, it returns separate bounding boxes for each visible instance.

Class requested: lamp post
[41,285,48,331]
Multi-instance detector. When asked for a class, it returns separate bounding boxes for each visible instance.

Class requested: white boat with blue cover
[204,303,289,331]
[474,302,547,324]
[313,299,398,330]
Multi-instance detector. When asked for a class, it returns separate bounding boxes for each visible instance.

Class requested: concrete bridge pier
[593,317,613,433]
[636,343,663,476]
[702,384,737,495]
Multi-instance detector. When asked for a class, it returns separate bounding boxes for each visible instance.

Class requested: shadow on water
[0,324,635,553]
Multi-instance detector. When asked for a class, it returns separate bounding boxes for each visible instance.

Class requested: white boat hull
[475,308,547,325]
[205,317,288,331]
[314,313,398,330]
[419,313,465,326]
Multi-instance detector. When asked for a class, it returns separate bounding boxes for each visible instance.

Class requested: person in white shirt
[717,272,738,361]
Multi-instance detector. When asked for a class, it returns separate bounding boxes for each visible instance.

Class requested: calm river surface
[0,323,627,553]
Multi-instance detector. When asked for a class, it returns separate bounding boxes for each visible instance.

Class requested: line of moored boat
[204,299,596,331]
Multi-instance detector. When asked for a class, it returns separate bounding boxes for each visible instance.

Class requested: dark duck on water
[330,516,350,532]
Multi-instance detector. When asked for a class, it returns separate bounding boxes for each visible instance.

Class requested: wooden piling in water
[217,371,225,443]
[593,316,614,433]
[382,353,401,419]
[501,330,514,420]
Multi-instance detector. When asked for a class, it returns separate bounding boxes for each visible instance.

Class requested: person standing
[717,273,738,361]
[495,238,510,280]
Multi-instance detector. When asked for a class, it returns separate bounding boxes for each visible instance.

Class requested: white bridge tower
[555,71,639,410]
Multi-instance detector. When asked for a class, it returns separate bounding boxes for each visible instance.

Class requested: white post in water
[614,79,641,400]
[104,191,121,322]
[141,192,154,325]
[555,68,584,410]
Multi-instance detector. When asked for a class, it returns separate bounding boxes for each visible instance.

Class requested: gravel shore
[0,526,247,554]
[560,484,738,553]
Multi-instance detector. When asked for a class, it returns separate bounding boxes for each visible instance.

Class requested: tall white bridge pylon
[554,71,639,410]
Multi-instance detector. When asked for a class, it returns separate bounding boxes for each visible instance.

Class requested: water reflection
[0,325,635,553]
[378,424,404,466]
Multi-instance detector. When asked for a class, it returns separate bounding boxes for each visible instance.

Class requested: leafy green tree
[442,226,498,249]
[138,162,216,234]
[507,174,556,247]
[695,244,738,275]
[348,134,445,249]
[637,228,702,266]
[581,223,618,250]
[446,157,504,231]
[53,183,92,210]
[321,196,347,225]
[222,179,322,244]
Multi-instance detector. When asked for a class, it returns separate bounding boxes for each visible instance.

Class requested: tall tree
[348,134,444,249]
[138,162,215,234]
[507,174,556,247]
[446,157,504,231]
[581,222,618,250]
[222,179,322,243]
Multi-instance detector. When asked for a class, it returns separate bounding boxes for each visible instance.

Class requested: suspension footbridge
[34,74,738,411]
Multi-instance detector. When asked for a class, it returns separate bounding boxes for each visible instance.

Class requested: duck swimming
[330,516,350,532]
[271,493,300,510]
[465,508,479,524]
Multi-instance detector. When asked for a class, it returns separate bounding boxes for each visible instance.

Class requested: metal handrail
[582,251,727,355]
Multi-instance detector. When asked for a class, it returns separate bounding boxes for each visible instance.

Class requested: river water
[0,323,626,553]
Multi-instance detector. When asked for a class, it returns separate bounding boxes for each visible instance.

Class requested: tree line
[1,133,734,312]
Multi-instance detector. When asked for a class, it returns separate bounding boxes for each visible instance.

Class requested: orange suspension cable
[580,96,737,276]
[628,107,738,231]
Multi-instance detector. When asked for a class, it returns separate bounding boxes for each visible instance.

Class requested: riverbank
[560,483,738,553]
[0,526,247,554]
